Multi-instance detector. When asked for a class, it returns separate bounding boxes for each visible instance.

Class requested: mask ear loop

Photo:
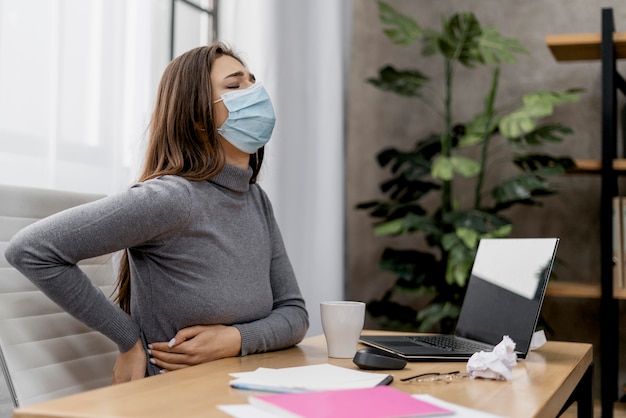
[208,96,224,132]
[250,147,264,183]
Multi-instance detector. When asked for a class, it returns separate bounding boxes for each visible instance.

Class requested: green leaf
[441,232,458,251]
[367,66,429,98]
[374,213,441,237]
[354,200,379,210]
[417,302,461,332]
[446,257,474,287]
[478,26,528,64]
[376,146,432,177]
[377,1,423,46]
[431,156,454,180]
[432,156,480,180]
[500,89,583,138]
[491,174,551,204]
[356,198,427,220]
[484,224,513,238]
[499,107,548,138]
[455,227,481,249]
[513,154,576,173]
[450,156,481,177]
[380,177,438,203]
[459,113,499,146]
[508,124,574,147]
[374,218,404,236]
[444,209,512,233]
[439,13,483,67]
[421,29,442,56]
[440,233,473,286]
[524,89,583,107]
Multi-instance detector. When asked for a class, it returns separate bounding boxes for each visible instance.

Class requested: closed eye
[222,70,255,90]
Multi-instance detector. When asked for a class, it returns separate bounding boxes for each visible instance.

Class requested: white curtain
[219,1,351,336]
[0,0,211,194]
[0,0,156,194]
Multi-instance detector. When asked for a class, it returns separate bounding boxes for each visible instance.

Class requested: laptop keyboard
[407,335,492,352]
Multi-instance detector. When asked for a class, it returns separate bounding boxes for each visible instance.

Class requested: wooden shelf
[614,287,626,299]
[546,32,626,61]
[546,281,601,298]
[566,158,626,174]
[546,281,626,299]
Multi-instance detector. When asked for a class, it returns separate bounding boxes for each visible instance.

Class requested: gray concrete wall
[347,0,626,399]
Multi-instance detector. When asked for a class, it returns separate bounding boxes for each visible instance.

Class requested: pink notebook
[248,386,454,418]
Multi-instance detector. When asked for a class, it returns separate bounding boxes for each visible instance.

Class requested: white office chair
[0,184,119,407]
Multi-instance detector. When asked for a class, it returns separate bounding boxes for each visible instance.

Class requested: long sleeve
[5,179,193,352]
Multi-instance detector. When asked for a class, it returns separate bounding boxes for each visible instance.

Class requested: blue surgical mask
[214,82,276,154]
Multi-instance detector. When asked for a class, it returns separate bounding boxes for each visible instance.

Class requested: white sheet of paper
[229,363,389,393]
[413,394,504,417]
[217,404,276,418]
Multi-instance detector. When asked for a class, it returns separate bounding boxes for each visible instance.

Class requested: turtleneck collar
[209,164,253,193]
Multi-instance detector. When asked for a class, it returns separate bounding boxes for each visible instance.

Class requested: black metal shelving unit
[547,7,626,417]
[599,7,625,418]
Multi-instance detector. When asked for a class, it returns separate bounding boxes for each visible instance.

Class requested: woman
[5,42,309,383]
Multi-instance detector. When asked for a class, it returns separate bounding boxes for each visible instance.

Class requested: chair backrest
[0,184,119,407]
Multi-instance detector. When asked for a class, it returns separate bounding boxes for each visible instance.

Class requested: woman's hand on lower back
[112,339,147,384]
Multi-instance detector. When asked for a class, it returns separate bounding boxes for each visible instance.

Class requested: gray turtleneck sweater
[5,164,309,376]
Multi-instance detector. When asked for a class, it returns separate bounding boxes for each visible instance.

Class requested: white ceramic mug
[320,301,366,358]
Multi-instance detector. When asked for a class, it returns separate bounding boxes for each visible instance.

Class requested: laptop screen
[455,238,559,354]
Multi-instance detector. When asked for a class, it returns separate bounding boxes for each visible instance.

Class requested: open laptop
[360,237,559,361]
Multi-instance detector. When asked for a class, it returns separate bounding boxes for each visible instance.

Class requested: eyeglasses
[400,371,470,383]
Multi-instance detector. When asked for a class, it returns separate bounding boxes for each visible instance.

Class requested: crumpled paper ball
[466,335,517,381]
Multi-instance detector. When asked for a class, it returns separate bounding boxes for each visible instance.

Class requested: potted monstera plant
[357,1,582,333]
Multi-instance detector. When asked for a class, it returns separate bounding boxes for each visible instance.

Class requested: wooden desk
[12,331,592,418]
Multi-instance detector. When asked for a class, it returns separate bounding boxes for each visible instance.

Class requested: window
[0,0,217,195]
[171,0,217,60]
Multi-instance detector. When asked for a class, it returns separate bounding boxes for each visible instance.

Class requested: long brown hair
[115,42,265,314]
